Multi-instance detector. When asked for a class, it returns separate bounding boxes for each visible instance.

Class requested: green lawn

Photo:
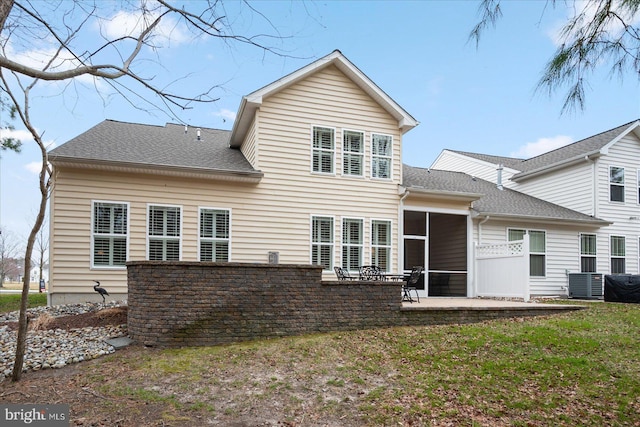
[0,292,47,313]
[73,300,640,426]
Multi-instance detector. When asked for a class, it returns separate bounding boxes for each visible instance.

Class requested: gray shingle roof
[449,119,640,177]
[49,120,259,176]
[402,165,608,225]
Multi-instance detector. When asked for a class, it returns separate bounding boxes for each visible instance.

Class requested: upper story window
[199,208,230,262]
[312,126,335,174]
[342,130,364,176]
[371,220,391,272]
[609,166,625,202]
[148,205,181,261]
[92,201,128,268]
[342,218,363,271]
[371,133,392,179]
[610,235,625,274]
[311,216,334,271]
[508,229,546,277]
[580,233,597,273]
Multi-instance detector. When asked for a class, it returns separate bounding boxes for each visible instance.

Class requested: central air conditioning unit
[568,273,603,299]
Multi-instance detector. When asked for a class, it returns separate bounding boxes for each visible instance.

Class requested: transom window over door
[509,229,546,277]
[371,220,391,272]
[148,205,181,261]
[199,208,230,262]
[343,130,364,176]
[371,133,392,179]
[342,218,363,271]
[609,166,625,202]
[311,216,334,271]
[580,234,597,273]
[610,235,625,274]
[92,201,128,268]
[312,126,335,174]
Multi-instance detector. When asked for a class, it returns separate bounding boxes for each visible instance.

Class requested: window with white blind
[148,205,181,261]
[371,220,391,272]
[312,126,335,174]
[92,201,128,268]
[311,216,334,271]
[580,234,597,273]
[508,229,546,277]
[199,208,230,262]
[610,166,625,202]
[343,130,364,176]
[371,133,392,179]
[610,235,626,274]
[342,218,363,271]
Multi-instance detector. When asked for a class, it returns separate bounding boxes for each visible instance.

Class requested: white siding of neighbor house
[592,133,640,274]
[431,150,518,187]
[50,64,411,298]
[474,219,601,296]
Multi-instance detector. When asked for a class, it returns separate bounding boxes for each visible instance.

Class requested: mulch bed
[3,306,128,331]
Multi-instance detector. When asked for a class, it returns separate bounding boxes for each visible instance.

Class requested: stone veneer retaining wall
[127,261,579,347]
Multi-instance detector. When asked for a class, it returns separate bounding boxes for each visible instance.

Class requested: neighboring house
[48,50,612,304]
[432,120,640,283]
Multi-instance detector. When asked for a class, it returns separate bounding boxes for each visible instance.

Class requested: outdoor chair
[402,266,423,303]
[359,265,383,280]
[334,266,356,280]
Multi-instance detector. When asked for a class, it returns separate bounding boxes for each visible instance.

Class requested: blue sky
[1,0,639,244]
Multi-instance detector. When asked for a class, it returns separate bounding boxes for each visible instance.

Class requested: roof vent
[496,164,504,190]
[196,128,201,141]
[184,125,188,134]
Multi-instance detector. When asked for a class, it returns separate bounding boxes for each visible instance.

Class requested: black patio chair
[334,266,356,280]
[402,266,423,303]
[359,265,383,280]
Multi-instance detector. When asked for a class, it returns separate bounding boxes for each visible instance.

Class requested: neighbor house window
[371,220,391,272]
[148,205,181,261]
[342,218,363,271]
[312,126,335,174]
[610,235,626,274]
[92,201,128,267]
[610,166,625,202]
[509,229,546,277]
[343,130,364,176]
[199,208,230,262]
[371,133,392,179]
[580,233,597,273]
[311,216,334,270]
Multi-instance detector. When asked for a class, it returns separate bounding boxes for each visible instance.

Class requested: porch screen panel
[342,218,363,271]
[312,216,333,271]
[200,209,230,262]
[371,220,391,272]
[92,202,128,267]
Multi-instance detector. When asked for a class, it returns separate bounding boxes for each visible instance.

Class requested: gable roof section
[229,50,419,147]
[49,120,262,182]
[402,165,609,226]
[445,120,640,182]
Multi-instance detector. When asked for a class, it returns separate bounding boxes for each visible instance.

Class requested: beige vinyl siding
[593,134,640,274]
[514,161,594,215]
[431,150,517,186]
[240,114,258,167]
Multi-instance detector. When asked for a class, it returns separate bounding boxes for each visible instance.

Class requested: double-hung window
[371,133,392,179]
[92,201,128,268]
[148,205,181,261]
[312,126,335,174]
[199,208,230,262]
[311,216,334,271]
[342,218,363,271]
[610,166,625,202]
[610,236,626,274]
[580,234,597,273]
[508,229,546,277]
[343,130,364,176]
[371,220,391,272]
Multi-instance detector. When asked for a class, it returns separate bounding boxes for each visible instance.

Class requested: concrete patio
[401,297,588,314]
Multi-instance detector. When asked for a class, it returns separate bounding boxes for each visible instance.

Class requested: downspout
[478,215,490,245]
